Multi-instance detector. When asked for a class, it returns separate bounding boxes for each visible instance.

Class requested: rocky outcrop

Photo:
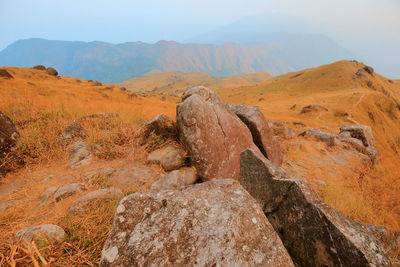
[228,104,283,166]
[176,86,260,181]
[58,120,87,146]
[300,104,328,114]
[143,114,177,139]
[68,187,123,215]
[151,167,197,190]
[339,125,375,147]
[147,144,186,171]
[0,69,13,79]
[70,141,92,169]
[0,111,20,162]
[100,179,294,266]
[46,67,58,76]
[16,224,65,242]
[306,127,339,147]
[32,65,46,70]
[239,149,390,266]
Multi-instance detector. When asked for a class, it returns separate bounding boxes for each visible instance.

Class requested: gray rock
[0,199,18,213]
[239,148,390,267]
[39,186,59,206]
[151,167,197,190]
[53,183,86,202]
[68,187,123,215]
[341,137,366,153]
[58,120,87,146]
[111,162,160,190]
[268,121,296,139]
[228,104,283,166]
[147,144,186,171]
[339,131,352,138]
[16,224,65,241]
[70,141,92,169]
[177,86,260,181]
[306,128,339,146]
[300,104,328,114]
[0,111,20,161]
[100,179,294,266]
[339,125,375,147]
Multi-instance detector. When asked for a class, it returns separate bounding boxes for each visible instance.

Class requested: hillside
[117,71,271,94]
[0,38,353,83]
[0,62,399,264]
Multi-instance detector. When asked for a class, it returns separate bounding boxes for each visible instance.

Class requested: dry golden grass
[1,61,400,265]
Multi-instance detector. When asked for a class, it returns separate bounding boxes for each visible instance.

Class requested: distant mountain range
[0,36,353,83]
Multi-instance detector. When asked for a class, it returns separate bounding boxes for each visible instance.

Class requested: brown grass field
[0,61,399,265]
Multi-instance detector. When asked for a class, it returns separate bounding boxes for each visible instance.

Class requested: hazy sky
[1,0,399,49]
[1,0,400,76]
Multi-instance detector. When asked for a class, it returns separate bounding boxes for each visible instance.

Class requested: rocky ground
[0,85,399,266]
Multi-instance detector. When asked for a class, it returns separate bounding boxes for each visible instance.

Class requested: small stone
[39,186,59,206]
[151,167,197,190]
[16,224,65,241]
[59,120,87,146]
[53,183,86,202]
[70,141,92,169]
[100,167,116,178]
[68,187,123,215]
[147,144,186,171]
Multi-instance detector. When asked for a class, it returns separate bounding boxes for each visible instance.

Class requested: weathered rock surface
[16,224,65,241]
[0,199,18,213]
[177,86,260,181]
[111,162,160,190]
[144,114,177,139]
[70,141,92,169]
[0,111,20,157]
[340,125,375,147]
[46,67,58,76]
[147,144,186,171]
[239,148,390,267]
[100,179,294,266]
[0,69,13,79]
[100,167,116,178]
[228,104,283,166]
[300,104,328,114]
[306,127,339,146]
[151,167,197,190]
[68,187,123,215]
[39,186,59,206]
[53,183,86,202]
[32,65,46,70]
[59,120,87,146]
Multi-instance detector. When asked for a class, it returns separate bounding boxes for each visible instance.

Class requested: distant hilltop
[0,37,353,83]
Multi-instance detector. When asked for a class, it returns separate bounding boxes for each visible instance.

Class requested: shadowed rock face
[0,112,19,156]
[100,179,294,267]
[228,104,283,166]
[339,125,375,147]
[239,149,390,267]
[177,86,260,181]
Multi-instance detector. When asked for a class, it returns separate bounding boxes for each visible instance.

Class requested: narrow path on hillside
[347,93,366,125]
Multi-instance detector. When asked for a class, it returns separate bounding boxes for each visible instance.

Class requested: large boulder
[46,67,58,76]
[239,149,390,266]
[32,65,46,70]
[58,120,87,146]
[176,86,260,181]
[0,112,20,157]
[100,179,294,266]
[339,125,375,147]
[147,144,186,171]
[228,104,283,166]
[151,167,197,190]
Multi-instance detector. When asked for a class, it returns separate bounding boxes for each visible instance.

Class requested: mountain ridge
[0,37,353,83]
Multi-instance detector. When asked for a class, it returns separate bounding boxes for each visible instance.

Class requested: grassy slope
[0,62,399,264]
[218,60,400,229]
[116,71,272,94]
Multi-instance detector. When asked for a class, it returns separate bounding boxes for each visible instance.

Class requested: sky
[1,0,400,76]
